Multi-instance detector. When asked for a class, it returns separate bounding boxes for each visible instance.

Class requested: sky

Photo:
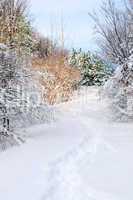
[30,0,104,51]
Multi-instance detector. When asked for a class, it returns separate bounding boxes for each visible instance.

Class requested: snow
[0,43,7,50]
[0,87,133,200]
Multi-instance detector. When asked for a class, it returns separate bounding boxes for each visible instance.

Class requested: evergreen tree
[0,44,22,148]
[69,49,113,86]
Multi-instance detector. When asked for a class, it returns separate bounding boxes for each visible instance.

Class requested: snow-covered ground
[0,87,133,200]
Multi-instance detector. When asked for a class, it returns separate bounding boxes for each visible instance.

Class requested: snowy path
[0,87,133,200]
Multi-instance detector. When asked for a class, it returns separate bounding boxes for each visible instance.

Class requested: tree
[89,0,133,64]
[103,1,133,121]
[0,0,33,54]
[0,44,22,148]
[69,49,113,86]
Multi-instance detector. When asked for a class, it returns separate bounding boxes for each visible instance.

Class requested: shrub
[32,57,80,104]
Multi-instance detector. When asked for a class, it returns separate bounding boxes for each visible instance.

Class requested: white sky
[30,0,104,51]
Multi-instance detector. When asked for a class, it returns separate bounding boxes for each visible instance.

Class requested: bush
[32,57,80,104]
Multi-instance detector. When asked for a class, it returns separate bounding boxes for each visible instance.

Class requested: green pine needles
[69,49,113,86]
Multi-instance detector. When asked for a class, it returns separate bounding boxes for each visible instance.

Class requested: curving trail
[0,87,133,200]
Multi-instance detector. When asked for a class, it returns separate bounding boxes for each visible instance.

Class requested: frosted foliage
[0,44,54,149]
[104,53,133,121]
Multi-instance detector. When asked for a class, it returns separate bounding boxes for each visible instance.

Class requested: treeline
[0,0,80,149]
[0,0,56,148]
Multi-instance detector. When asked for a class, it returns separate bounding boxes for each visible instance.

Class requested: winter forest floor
[0,87,133,200]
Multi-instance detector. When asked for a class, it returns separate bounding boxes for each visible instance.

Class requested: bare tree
[89,0,133,64]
